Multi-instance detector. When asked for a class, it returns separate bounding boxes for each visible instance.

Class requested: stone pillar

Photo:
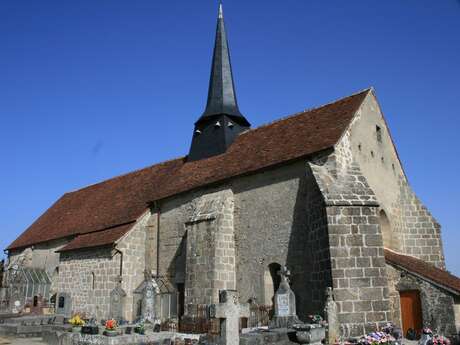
[184,190,236,313]
[324,287,339,344]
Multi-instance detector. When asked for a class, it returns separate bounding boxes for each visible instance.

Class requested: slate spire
[188,3,251,161]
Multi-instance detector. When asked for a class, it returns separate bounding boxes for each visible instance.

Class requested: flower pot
[134,327,145,335]
[103,329,119,337]
[71,326,82,333]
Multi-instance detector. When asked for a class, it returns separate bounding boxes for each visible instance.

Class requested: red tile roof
[384,249,460,295]
[57,222,136,252]
[8,89,370,251]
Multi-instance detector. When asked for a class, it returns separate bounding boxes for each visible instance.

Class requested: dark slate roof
[384,249,460,295]
[197,4,249,127]
[8,89,370,251]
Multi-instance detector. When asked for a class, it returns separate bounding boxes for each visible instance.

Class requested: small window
[376,125,382,142]
[358,143,362,151]
[91,272,96,290]
[370,151,374,158]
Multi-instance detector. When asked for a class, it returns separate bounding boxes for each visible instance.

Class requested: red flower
[105,319,117,330]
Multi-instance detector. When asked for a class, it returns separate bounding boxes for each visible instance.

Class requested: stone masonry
[386,264,457,335]
[185,189,236,310]
[311,154,391,337]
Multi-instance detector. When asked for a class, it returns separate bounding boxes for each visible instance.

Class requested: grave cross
[211,290,249,345]
[277,266,291,283]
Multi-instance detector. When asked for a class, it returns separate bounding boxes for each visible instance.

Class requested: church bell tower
[188,3,250,162]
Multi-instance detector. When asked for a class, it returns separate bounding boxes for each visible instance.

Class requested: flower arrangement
[105,319,117,331]
[307,314,324,324]
[424,328,434,335]
[69,315,85,327]
[432,335,451,345]
[359,331,396,345]
[134,321,145,335]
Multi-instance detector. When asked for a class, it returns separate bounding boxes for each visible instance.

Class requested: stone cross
[210,290,249,345]
[277,266,291,283]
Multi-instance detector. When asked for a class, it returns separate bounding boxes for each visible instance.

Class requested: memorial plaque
[276,293,289,316]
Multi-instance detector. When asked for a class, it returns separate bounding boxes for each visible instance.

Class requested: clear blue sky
[1,1,459,274]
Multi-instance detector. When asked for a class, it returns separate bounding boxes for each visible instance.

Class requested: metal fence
[247,304,273,328]
[177,303,273,334]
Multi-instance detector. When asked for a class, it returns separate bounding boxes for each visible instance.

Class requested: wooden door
[400,290,423,336]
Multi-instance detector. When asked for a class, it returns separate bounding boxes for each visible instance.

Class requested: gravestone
[324,287,339,344]
[210,290,250,345]
[55,292,72,317]
[109,277,126,321]
[9,286,23,313]
[141,271,159,323]
[270,266,300,329]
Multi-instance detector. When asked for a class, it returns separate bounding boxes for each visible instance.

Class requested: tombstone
[210,290,250,345]
[324,287,339,344]
[141,271,159,323]
[109,277,126,321]
[55,292,72,317]
[270,266,300,329]
[9,287,23,313]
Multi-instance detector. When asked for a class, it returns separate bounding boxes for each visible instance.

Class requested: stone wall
[58,247,118,319]
[454,296,460,332]
[116,212,149,320]
[386,264,457,335]
[56,213,149,320]
[345,90,445,268]
[7,237,69,284]
[233,161,318,320]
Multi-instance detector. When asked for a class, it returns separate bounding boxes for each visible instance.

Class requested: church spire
[197,2,250,127]
[188,3,251,162]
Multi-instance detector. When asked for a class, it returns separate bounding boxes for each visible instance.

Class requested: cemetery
[2,264,458,345]
[1,2,460,345]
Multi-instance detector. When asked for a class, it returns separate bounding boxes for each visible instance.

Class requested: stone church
[3,4,460,338]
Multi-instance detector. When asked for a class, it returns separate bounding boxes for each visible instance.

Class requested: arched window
[263,263,281,307]
[379,210,397,250]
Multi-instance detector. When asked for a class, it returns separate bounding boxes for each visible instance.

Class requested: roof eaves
[386,259,460,296]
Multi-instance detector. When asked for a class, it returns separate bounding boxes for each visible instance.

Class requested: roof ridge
[241,87,372,135]
[65,156,185,195]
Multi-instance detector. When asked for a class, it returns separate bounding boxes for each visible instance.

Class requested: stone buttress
[184,189,236,314]
[310,153,391,337]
